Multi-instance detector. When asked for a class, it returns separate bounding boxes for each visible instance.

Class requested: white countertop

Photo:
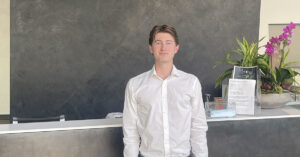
[207,105,300,122]
[0,118,122,135]
[1,106,300,135]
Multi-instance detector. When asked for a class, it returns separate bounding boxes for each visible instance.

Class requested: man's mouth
[159,52,168,54]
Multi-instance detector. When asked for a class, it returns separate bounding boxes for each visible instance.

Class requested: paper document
[228,79,256,115]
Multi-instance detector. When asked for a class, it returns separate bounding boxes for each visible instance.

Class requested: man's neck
[155,62,173,80]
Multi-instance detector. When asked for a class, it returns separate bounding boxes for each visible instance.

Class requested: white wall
[0,0,10,114]
[259,0,300,54]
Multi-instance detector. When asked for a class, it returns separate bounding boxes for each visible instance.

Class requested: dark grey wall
[11,0,261,120]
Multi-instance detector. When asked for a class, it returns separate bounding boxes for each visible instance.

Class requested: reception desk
[1,106,300,157]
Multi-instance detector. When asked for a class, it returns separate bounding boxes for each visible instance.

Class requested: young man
[123,25,208,157]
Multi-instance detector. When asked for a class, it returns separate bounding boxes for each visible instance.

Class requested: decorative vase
[261,93,294,109]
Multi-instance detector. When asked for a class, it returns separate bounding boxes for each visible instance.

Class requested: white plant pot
[261,93,294,109]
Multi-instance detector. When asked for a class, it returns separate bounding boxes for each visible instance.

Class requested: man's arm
[190,78,208,157]
[123,80,140,157]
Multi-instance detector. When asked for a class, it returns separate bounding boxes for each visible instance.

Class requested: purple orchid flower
[289,22,296,29]
[270,37,280,44]
[279,32,289,41]
[265,22,296,55]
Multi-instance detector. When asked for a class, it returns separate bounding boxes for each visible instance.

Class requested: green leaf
[257,58,277,82]
[276,68,293,84]
[258,37,265,43]
[232,49,243,55]
[215,68,233,88]
[249,43,257,56]
[225,50,241,65]
[287,67,295,76]
[213,59,227,69]
[280,49,289,68]
[243,37,249,50]
[237,38,246,56]
[285,61,298,67]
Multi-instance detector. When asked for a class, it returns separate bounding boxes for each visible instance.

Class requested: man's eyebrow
[154,40,173,42]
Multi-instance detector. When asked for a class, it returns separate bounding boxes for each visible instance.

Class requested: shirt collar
[151,65,180,78]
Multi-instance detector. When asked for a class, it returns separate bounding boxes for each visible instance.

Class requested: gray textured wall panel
[0,128,123,157]
[11,0,261,119]
[207,118,300,157]
[1,118,299,157]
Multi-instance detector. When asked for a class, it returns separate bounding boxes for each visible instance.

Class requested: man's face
[149,32,179,64]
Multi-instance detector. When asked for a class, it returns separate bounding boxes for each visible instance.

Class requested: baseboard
[0,115,10,124]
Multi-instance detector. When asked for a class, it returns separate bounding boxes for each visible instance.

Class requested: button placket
[161,80,170,156]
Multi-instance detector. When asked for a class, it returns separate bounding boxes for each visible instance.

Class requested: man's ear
[175,44,180,54]
[149,45,153,54]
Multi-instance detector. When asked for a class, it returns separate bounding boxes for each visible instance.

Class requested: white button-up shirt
[123,65,208,157]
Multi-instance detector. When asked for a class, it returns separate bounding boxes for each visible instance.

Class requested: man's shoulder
[176,69,202,91]
[128,69,152,85]
[177,69,198,81]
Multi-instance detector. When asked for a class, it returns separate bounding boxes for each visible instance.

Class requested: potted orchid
[214,22,299,108]
[260,22,300,108]
[214,37,267,109]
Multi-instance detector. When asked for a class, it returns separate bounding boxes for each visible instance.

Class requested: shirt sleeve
[190,77,208,157]
[122,79,140,157]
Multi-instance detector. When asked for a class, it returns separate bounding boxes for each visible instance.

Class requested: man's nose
[160,43,167,49]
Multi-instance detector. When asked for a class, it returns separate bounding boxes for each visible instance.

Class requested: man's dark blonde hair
[149,25,179,45]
